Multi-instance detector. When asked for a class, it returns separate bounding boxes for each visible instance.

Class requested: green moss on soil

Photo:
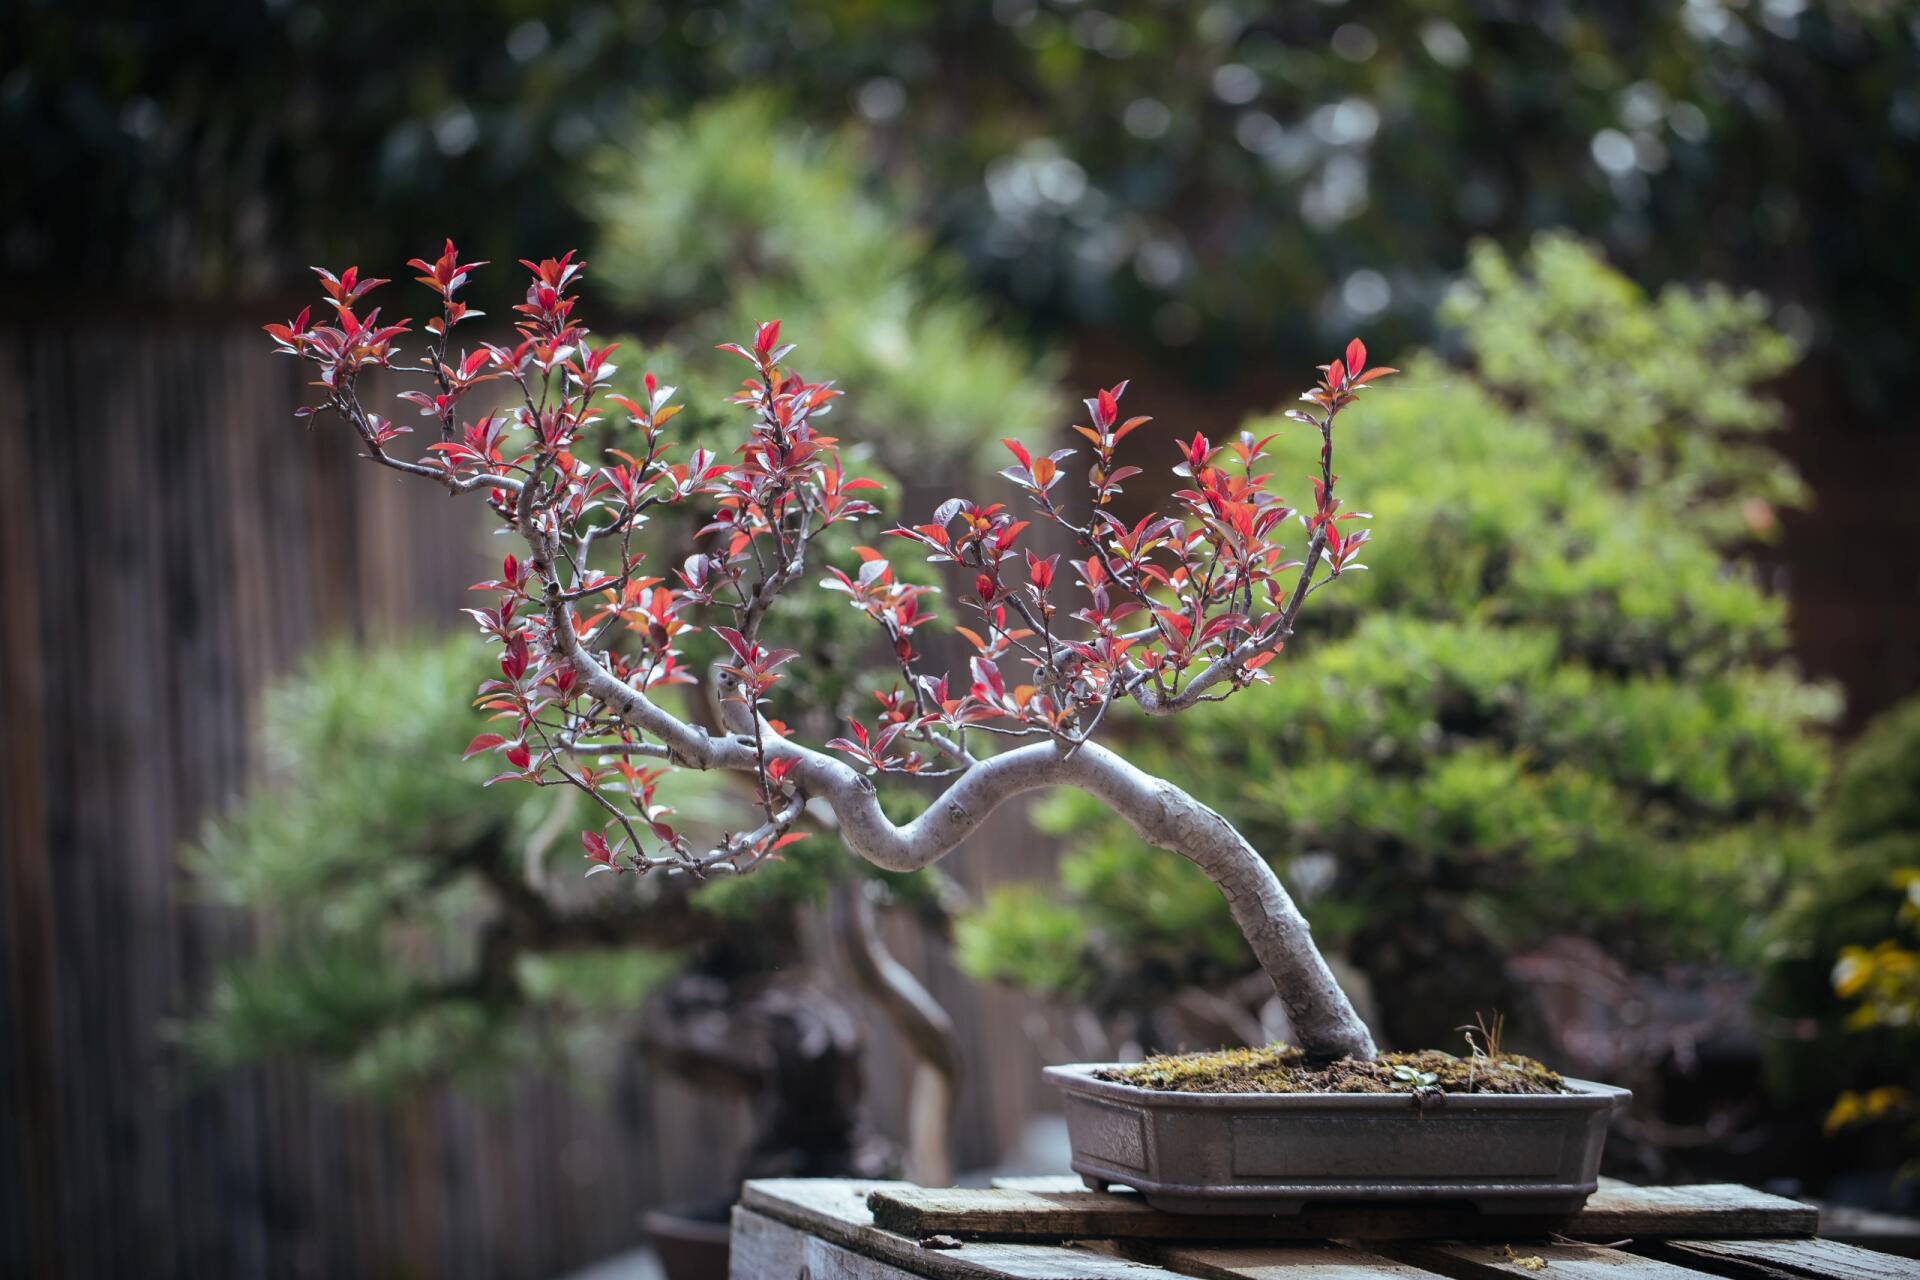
[1097,1045,1566,1096]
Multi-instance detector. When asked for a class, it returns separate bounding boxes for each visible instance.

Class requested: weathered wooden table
[731,1175,1920,1280]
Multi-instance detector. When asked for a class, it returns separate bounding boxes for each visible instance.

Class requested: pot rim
[1044,1062,1630,1111]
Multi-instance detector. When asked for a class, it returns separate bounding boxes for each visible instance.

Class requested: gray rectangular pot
[1046,1062,1629,1216]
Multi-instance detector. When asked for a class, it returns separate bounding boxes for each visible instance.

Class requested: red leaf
[711,626,755,662]
[463,733,506,760]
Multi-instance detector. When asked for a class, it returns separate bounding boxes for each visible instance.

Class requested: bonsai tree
[960,236,1838,1055]
[188,635,961,1193]
[262,242,1396,1061]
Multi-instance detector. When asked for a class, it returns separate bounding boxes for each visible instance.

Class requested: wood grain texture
[1807,1205,1920,1260]
[864,1183,1818,1243]
[1635,1239,1920,1280]
[733,1207,931,1279]
[1386,1242,1705,1280]
[992,1175,1092,1192]
[739,1181,1193,1279]
[1113,1240,1451,1280]
[742,1180,1909,1280]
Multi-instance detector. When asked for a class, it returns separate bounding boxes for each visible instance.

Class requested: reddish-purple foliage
[267,245,1394,880]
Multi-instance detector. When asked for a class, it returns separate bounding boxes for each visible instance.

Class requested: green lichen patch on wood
[1097,1045,1566,1096]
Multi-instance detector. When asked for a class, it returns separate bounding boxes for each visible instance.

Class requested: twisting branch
[264,244,1394,1060]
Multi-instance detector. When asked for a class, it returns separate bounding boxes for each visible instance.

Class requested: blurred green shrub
[187,632,953,1094]
[959,235,1838,1048]
[15,4,1914,419]
[186,635,680,1094]
[590,94,1061,471]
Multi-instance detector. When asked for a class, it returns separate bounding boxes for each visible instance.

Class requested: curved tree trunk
[666,667,1378,1061]
[820,739,1378,1063]
[1084,752,1378,1062]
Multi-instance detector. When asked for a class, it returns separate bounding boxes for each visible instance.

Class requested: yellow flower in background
[1825,1086,1915,1135]
[1832,946,1875,999]
[1898,868,1920,928]
[1824,868,1920,1163]
[1830,875,1920,1032]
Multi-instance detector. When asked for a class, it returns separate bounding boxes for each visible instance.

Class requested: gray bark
[569,636,1376,1058]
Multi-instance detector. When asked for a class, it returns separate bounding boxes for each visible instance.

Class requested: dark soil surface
[1095,1045,1567,1096]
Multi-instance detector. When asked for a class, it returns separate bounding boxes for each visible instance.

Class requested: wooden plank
[739,1180,1192,1279]
[1386,1242,1705,1280]
[1113,1240,1452,1280]
[993,1175,1093,1192]
[866,1183,1818,1242]
[732,1208,937,1279]
[1636,1239,1920,1280]
[1812,1205,1920,1259]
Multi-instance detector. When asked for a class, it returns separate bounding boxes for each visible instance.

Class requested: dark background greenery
[6,1,1914,393]
[10,0,1916,713]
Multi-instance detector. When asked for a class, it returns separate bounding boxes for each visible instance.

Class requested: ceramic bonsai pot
[1046,1062,1629,1215]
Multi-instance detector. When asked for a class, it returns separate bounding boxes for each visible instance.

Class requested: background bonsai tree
[960,236,1838,1067]
[188,635,967,1197]
[261,237,1397,1062]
